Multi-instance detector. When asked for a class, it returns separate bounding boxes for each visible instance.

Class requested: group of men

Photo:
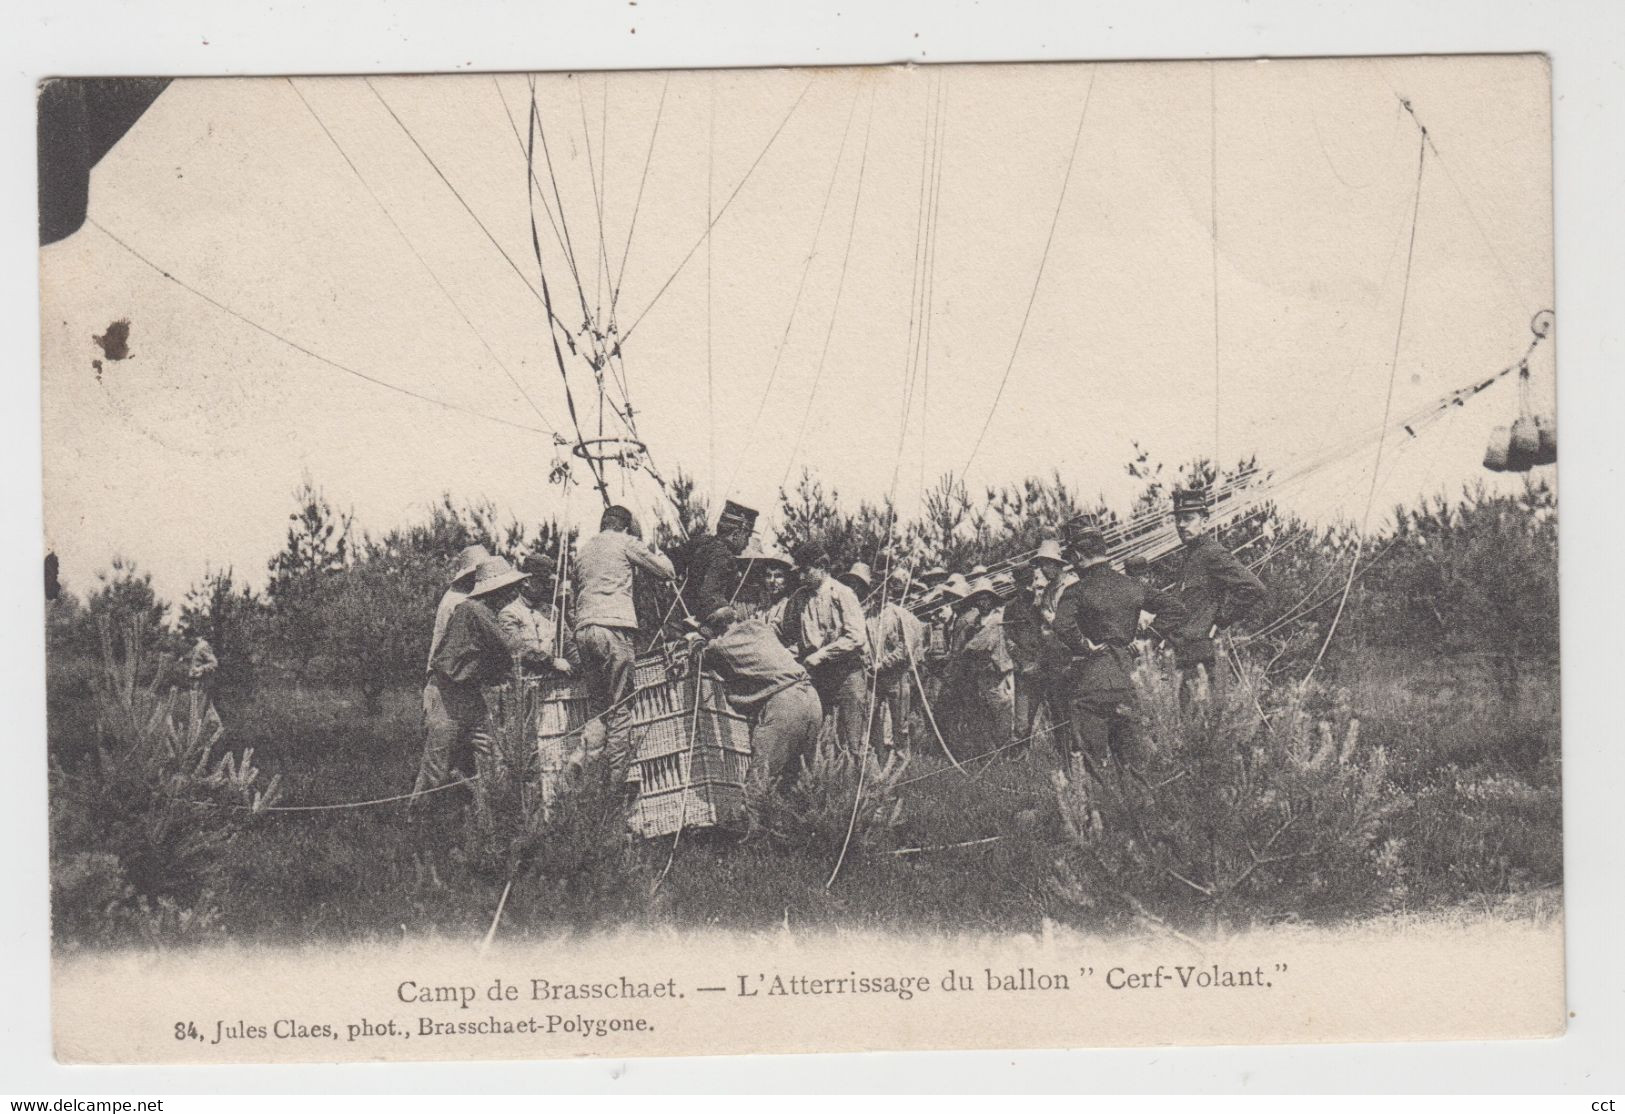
[410,486,1267,811]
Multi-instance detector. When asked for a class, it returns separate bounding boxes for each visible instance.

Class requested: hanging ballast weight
[1510,414,1540,457]
[1533,415,1557,466]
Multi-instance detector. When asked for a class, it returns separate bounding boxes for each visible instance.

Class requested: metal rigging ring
[1530,309,1555,339]
[571,436,649,469]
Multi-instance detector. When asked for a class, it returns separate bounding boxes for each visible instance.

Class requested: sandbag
[1511,415,1540,455]
[1533,415,1557,465]
[1483,425,1512,472]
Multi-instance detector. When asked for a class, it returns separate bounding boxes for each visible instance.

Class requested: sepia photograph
[37,53,1564,1065]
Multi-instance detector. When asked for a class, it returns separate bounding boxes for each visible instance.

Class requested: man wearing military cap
[681,500,757,623]
[1169,488,1266,699]
[1051,528,1187,781]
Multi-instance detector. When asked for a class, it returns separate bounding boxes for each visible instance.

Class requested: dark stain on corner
[93,318,132,366]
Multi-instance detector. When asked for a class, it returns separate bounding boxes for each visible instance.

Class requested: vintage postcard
[39,55,1561,1064]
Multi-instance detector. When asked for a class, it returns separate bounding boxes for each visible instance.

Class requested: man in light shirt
[498,552,576,676]
[775,542,870,752]
[572,505,676,795]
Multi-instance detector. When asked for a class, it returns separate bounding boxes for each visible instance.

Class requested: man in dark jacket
[681,501,757,623]
[1169,489,1266,698]
[1001,562,1052,745]
[1051,528,1187,779]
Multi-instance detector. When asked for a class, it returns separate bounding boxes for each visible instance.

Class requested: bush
[462,680,650,929]
[49,618,282,947]
[750,742,911,856]
[1049,652,1402,933]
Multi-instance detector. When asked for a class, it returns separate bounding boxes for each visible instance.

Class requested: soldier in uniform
[681,501,757,623]
[1168,489,1267,701]
[1051,527,1187,781]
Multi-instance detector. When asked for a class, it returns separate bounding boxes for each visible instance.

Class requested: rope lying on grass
[887,835,1004,856]
[222,671,1058,815]
[893,717,1072,790]
[203,774,479,814]
[219,668,663,814]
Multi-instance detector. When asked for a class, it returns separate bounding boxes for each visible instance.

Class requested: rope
[826,81,940,892]
[894,716,1071,790]
[1372,64,1533,312]
[655,647,707,886]
[479,878,513,953]
[89,221,554,438]
[288,79,559,436]
[216,774,478,814]
[491,77,581,322]
[609,73,670,322]
[1209,62,1222,469]
[526,87,610,502]
[576,76,612,329]
[780,88,878,491]
[960,65,1097,478]
[1305,132,1427,683]
[718,87,862,504]
[706,73,716,497]
[364,78,577,344]
[888,835,1003,856]
[621,76,815,344]
[528,78,596,337]
[907,655,968,775]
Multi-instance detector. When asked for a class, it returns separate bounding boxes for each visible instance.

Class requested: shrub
[463,679,649,929]
[750,742,911,856]
[1049,652,1402,932]
[48,618,282,946]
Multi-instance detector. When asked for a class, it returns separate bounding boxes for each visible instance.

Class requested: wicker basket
[484,647,755,838]
[485,674,593,809]
[628,647,753,839]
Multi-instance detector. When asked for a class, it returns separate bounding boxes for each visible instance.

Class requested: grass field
[42,645,1559,950]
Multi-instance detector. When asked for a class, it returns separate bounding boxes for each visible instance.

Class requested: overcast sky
[40,55,1554,603]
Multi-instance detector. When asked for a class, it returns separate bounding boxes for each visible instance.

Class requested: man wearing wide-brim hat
[837,561,874,596]
[847,562,926,758]
[1169,488,1265,699]
[735,540,793,624]
[945,578,1014,756]
[415,556,551,797]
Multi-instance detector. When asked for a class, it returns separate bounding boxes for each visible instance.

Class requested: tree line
[45,458,1558,713]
